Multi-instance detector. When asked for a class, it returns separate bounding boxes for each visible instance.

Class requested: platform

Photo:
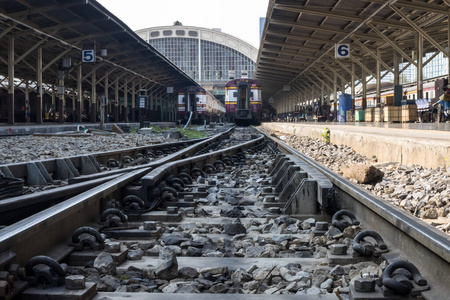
[261,122,450,169]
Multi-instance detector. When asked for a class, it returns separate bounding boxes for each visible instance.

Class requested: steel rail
[256,127,449,300]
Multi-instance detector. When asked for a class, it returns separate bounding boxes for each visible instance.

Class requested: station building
[135,24,258,102]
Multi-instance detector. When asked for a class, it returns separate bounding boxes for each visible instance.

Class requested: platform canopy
[0,0,198,90]
[256,0,450,106]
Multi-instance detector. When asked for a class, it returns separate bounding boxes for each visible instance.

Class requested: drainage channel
[0,127,445,300]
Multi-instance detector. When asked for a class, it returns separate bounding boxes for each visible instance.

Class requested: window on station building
[176,30,185,36]
[150,31,160,37]
[163,30,172,36]
[188,31,198,37]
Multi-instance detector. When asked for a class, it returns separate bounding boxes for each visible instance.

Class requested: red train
[225,79,262,126]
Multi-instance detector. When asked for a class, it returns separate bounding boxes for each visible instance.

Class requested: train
[225,78,262,126]
[177,86,225,124]
[350,78,450,120]
[354,81,440,109]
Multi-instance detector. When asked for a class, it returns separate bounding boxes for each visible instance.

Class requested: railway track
[0,126,448,300]
[0,127,239,225]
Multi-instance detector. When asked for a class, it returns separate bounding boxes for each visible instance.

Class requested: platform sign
[335,44,350,58]
[82,50,96,63]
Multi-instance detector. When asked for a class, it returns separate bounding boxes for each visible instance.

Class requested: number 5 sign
[82,49,96,63]
[335,44,350,58]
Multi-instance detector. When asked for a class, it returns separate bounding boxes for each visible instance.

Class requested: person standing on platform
[438,84,450,122]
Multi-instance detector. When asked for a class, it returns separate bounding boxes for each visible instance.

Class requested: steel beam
[353,38,394,74]
[367,23,417,67]
[390,4,449,57]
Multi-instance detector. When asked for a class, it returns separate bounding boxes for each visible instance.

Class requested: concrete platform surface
[261,122,450,168]
[93,293,338,299]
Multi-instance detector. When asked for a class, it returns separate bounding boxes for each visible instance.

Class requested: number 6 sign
[82,49,96,63]
[335,44,350,58]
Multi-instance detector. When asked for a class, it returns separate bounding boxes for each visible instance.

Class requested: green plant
[152,126,169,134]
[130,128,138,134]
[117,274,131,281]
[292,125,296,134]
[177,127,208,139]
[322,127,330,143]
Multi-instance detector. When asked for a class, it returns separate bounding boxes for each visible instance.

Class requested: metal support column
[333,73,337,121]
[362,59,367,110]
[91,68,96,123]
[25,81,30,123]
[394,50,400,86]
[417,33,423,99]
[8,35,14,124]
[105,73,109,124]
[351,62,355,113]
[160,91,165,121]
[150,88,154,120]
[76,65,82,123]
[100,73,108,130]
[131,80,136,122]
[36,47,43,124]
[123,78,128,122]
[115,77,119,122]
[58,77,64,124]
[376,48,381,106]
[51,84,56,122]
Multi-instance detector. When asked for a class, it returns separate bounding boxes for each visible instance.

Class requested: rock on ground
[341,164,384,184]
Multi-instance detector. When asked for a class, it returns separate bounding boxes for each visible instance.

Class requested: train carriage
[225,79,262,126]
[177,86,225,124]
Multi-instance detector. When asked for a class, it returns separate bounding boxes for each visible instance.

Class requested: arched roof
[135,25,258,62]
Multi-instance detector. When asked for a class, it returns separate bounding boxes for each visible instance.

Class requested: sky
[97,0,270,49]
